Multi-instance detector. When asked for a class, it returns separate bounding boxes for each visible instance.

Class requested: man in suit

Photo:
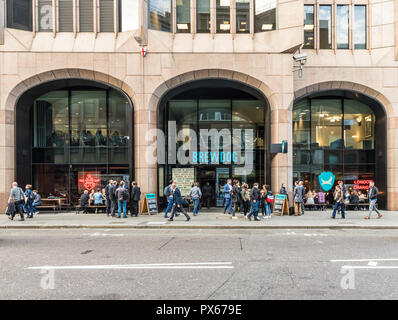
[169,182,190,222]
[223,179,233,214]
[131,181,141,217]
[105,179,113,216]
[109,180,118,217]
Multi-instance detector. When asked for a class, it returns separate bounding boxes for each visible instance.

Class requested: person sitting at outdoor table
[350,190,360,210]
[358,191,367,203]
[89,189,95,205]
[80,190,90,214]
[306,190,315,209]
[94,189,105,213]
[32,190,42,215]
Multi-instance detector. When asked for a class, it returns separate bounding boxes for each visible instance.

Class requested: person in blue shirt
[94,189,104,205]
[32,190,42,214]
[223,179,233,215]
[365,180,382,219]
[24,184,35,219]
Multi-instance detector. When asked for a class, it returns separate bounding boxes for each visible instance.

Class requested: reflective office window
[236,0,250,33]
[119,0,139,31]
[254,0,277,32]
[319,5,332,49]
[99,0,114,32]
[176,0,191,33]
[197,0,210,33]
[38,0,53,32]
[58,0,73,32]
[336,5,349,49]
[6,0,32,31]
[293,99,311,150]
[354,5,367,49]
[216,0,231,33]
[303,5,314,49]
[79,0,94,32]
[148,0,172,32]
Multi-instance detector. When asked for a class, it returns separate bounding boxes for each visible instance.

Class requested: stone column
[387,118,398,210]
[0,110,15,207]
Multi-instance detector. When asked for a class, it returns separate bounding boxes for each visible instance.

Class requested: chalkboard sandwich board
[273,194,289,216]
[141,193,158,215]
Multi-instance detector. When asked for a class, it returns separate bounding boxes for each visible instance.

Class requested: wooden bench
[304,203,328,211]
[35,205,58,213]
[75,205,107,214]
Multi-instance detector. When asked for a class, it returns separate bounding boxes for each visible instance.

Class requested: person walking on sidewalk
[231,180,243,217]
[24,184,35,219]
[223,179,233,214]
[331,185,345,219]
[169,182,190,222]
[247,183,261,221]
[163,180,174,218]
[241,183,250,216]
[116,181,129,218]
[189,182,202,216]
[105,180,113,216]
[365,180,382,219]
[131,181,141,217]
[9,182,25,221]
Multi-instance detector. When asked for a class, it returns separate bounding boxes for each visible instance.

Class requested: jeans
[368,200,381,217]
[224,197,232,214]
[265,203,271,216]
[192,198,200,215]
[24,200,34,217]
[165,196,173,217]
[247,201,259,219]
[118,200,127,218]
[32,202,41,213]
[332,202,345,218]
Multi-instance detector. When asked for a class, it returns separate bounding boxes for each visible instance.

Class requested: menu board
[172,168,195,196]
[273,194,289,215]
[145,193,158,214]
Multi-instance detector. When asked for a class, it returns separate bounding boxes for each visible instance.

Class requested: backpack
[267,194,274,203]
[122,188,129,201]
[164,185,171,197]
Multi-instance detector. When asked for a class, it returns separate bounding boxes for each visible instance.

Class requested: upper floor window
[303,5,314,49]
[216,0,231,33]
[79,0,94,32]
[38,0,53,32]
[319,5,332,49]
[6,0,32,31]
[148,0,172,32]
[176,0,191,33]
[336,5,349,49]
[59,0,73,32]
[119,0,139,31]
[354,5,366,49]
[236,0,250,33]
[254,0,277,32]
[99,0,114,32]
[197,0,210,33]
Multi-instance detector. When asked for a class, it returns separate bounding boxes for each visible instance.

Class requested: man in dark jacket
[365,180,382,219]
[169,182,190,222]
[105,179,113,216]
[247,183,261,221]
[131,181,141,217]
[80,190,90,214]
[202,182,214,210]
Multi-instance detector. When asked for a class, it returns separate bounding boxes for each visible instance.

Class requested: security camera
[293,53,308,65]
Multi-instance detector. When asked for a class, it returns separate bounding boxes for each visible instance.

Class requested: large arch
[292,81,389,209]
[7,69,136,205]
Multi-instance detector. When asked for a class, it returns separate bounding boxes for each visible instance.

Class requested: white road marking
[341,266,398,270]
[368,261,378,266]
[331,258,398,262]
[27,262,234,270]
[82,232,124,237]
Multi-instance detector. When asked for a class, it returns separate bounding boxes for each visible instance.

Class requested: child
[6,197,16,220]
[265,186,274,218]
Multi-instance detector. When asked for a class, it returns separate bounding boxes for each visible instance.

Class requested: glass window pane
[344,99,374,150]
[311,99,342,149]
[148,0,172,32]
[354,5,366,49]
[336,5,349,49]
[59,0,73,32]
[79,0,94,32]
[293,99,311,150]
[319,5,332,49]
[303,5,314,49]
[216,0,230,33]
[6,0,32,31]
[236,0,250,33]
[70,91,107,163]
[38,0,53,32]
[197,0,210,33]
[108,90,129,164]
[254,0,277,32]
[119,0,139,31]
[176,0,190,33]
[99,0,114,32]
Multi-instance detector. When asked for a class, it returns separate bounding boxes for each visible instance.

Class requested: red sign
[353,179,371,190]
[78,173,101,191]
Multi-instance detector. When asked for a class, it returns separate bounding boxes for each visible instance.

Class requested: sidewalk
[0,209,396,229]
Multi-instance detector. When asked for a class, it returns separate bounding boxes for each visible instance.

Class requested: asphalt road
[1,228,398,300]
